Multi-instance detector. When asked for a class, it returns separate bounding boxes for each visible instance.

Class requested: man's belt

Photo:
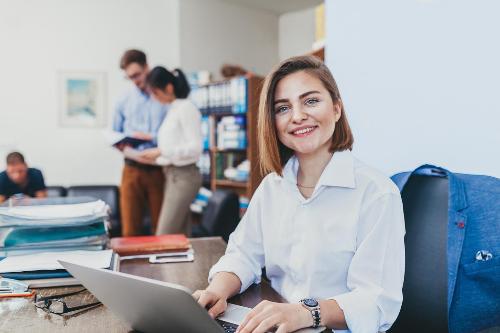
[124,158,161,170]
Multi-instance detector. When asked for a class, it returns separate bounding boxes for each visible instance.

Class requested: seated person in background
[0,152,47,203]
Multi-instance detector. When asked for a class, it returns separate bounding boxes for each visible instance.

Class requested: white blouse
[209,150,406,333]
[156,99,202,167]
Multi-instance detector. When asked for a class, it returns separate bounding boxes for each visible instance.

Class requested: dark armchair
[389,175,449,333]
[45,186,67,198]
[191,189,240,242]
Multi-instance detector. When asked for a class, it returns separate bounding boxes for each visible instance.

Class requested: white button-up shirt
[209,150,405,333]
[156,98,202,166]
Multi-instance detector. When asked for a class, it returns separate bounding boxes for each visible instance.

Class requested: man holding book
[112,49,167,236]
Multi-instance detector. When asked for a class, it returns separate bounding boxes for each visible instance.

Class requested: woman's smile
[289,125,319,137]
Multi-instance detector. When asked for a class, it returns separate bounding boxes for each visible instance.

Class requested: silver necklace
[296,183,315,189]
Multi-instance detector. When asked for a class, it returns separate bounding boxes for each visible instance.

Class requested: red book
[110,234,190,256]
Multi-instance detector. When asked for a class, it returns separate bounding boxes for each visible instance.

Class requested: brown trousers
[120,163,165,236]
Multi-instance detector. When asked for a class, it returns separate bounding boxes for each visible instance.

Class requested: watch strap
[300,299,321,328]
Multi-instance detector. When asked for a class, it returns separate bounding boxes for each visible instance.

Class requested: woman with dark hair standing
[193,56,406,333]
[139,66,202,235]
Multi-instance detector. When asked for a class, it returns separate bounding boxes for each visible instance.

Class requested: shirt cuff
[156,156,169,166]
[330,290,380,333]
[208,256,261,294]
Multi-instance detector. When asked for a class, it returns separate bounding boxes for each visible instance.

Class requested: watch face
[303,298,318,307]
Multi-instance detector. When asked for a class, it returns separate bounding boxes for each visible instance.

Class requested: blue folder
[1,269,71,280]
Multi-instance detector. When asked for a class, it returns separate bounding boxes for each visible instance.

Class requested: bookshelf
[192,75,264,212]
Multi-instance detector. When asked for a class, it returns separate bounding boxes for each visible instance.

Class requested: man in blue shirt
[113,49,167,236]
[0,152,47,202]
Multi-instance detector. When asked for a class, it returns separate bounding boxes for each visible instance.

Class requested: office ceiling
[224,0,323,15]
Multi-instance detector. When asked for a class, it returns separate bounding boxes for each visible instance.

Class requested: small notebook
[109,234,190,256]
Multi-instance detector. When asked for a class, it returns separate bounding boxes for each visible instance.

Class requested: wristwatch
[299,298,321,328]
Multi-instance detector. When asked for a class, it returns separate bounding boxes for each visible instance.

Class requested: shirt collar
[282,150,356,189]
[170,98,186,108]
[133,85,150,99]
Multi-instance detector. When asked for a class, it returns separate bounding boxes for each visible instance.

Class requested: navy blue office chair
[389,175,449,333]
[46,186,67,198]
[191,189,240,242]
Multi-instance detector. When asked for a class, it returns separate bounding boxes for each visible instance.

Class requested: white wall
[279,7,316,60]
[179,0,279,78]
[326,0,500,177]
[0,0,180,186]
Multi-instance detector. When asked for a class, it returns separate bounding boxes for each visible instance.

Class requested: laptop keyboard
[216,319,239,333]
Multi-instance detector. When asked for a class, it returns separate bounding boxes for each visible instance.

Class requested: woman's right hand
[193,289,228,319]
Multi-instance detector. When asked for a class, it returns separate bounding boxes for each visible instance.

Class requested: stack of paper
[0,198,109,257]
[0,249,119,288]
[0,250,113,273]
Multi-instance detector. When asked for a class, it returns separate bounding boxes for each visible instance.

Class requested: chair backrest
[67,185,120,221]
[390,175,449,333]
[46,186,67,198]
[200,189,240,242]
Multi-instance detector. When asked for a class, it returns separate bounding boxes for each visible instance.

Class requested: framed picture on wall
[58,71,106,128]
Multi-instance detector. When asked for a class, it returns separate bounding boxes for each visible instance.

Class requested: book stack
[230,77,247,114]
[110,234,193,263]
[197,152,211,181]
[201,115,210,150]
[110,234,190,256]
[223,159,249,182]
[190,187,212,214]
[0,198,109,257]
[239,196,249,217]
[215,152,247,180]
[190,77,247,114]
[216,116,246,150]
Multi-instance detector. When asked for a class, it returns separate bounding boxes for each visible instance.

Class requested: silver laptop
[59,261,323,333]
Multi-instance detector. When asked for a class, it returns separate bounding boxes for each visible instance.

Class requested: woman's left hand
[235,300,312,333]
[139,148,161,161]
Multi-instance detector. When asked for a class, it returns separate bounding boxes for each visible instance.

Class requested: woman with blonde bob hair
[194,56,405,333]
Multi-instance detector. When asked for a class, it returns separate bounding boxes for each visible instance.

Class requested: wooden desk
[0,237,283,333]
